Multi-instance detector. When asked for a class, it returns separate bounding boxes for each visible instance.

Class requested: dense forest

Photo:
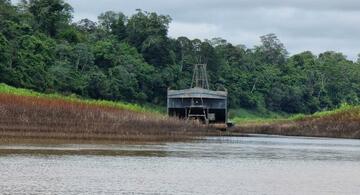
[1,0,360,114]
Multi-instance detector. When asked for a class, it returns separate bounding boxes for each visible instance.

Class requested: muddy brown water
[1,135,360,194]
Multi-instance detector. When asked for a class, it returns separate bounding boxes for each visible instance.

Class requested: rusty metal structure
[167,64,228,124]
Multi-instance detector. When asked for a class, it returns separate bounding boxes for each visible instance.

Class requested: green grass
[289,103,360,120]
[231,103,360,125]
[0,83,163,114]
[230,108,288,124]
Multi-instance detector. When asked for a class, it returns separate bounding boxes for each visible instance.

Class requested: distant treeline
[1,0,360,114]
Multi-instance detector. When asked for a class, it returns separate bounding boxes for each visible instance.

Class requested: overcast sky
[12,0,360,60]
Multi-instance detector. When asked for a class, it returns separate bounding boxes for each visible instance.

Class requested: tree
[126,10,172,67]
[28,0,73,37]
[98,11,127,40]
[0,0,16,22]
[11,34,55,91]
[76,18,97,33]
[126,10,171,48]
[199,41,220,86]
[2,0,360,115]
[0,33,13,83]
[93,39,119,69]
[85,69,110,99]
[256,33,288,66]
[141,35,173,67]
[0,0,27,40]
[108,66,138,101]
[71,43,94,72]
[318,51,353,107]
[176,36,197,73]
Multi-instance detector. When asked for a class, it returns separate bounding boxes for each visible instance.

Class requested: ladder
[187,96,209,124]
[186,64,210,124]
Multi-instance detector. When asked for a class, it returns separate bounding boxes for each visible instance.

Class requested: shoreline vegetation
[231,104,360,139]
[0,84,216,143]
[2,1,360,142]
[1,83,360,143]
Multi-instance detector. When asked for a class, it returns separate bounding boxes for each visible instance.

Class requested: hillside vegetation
[2,0,360,140]
[1,0,360,116]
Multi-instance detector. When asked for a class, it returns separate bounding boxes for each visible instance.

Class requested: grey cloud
[68,0,360,14]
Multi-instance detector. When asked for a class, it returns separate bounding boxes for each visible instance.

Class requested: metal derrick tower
[191,64,210,89]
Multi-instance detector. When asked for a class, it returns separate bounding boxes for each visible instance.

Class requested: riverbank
[231,105,360,139]
[2,83,360,141]
[0,84,213,143]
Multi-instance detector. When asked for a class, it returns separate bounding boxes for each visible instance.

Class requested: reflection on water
[1,135,360,194]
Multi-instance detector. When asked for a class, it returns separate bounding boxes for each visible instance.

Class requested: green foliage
[230,108,288,124]
[126,10,173,67]
[0,33,13,84]
[11,34,56,91]
[2,1,360,117]
[98,11,127,40]
[256,33,288,65]
[28,0,73,37]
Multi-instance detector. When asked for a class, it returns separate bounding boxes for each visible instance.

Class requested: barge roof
[168,87,227,99]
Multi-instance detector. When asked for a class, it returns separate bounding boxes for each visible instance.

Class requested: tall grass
[0,83,162,114]
[290,103,360,120]
[0,84,215,142]
[231,104,360,125]
[232,104,360,139]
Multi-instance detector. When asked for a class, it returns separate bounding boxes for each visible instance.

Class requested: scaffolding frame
[191,64,210,89]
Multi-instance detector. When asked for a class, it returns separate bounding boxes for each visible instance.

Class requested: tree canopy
[1,0,360,114]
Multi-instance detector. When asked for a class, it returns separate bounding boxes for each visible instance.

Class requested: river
[1,135,360,194]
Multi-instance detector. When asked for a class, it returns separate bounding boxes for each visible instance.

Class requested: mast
[191,64,210,89]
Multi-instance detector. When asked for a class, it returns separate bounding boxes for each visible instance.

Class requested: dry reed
[232,108,360,139]
[0,94,213,142]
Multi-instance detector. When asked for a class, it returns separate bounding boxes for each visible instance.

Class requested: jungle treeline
[1,0,360,114]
